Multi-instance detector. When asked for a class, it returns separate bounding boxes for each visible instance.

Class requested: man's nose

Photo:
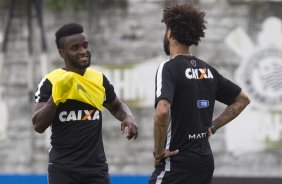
[79,47,87,55]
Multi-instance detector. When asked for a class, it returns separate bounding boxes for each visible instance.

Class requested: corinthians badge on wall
[226,17,282,110]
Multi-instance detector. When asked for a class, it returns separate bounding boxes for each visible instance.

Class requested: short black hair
[55,23,84,49]
[162,3,207,46]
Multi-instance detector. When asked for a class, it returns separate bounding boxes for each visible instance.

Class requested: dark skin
[153,27,250,166]
[32,33,138,140]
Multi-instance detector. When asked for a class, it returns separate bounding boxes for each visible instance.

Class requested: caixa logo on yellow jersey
[59,110,100,122]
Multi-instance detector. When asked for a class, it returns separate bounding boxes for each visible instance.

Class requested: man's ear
[167,28,173,39]
[58,49,64,59]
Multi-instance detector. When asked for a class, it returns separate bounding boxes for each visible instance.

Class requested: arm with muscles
[32,97,57,133]
[208,90,250,137]
[104,97,138,140]
[154,99,179,167]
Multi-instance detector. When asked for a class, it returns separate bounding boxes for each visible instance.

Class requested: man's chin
[80,63,90,69]
[73,63,90,70]
[80,60,91,69]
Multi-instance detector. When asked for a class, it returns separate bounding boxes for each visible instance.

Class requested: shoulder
[191,57,220,75]
[45,68,66,84]
[84,68,104,84]
[85,68,103,77]
[157,59,173,72]
[194,57,217,70]
[86,67,103,75]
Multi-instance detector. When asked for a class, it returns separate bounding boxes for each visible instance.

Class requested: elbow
[156,106,170,121]
[33,125,45,134]
[241,92,251,107]
[32,116,46,134]
[245,96,251,106]
[155,99,171,121]
[33,122,46,133]
[234,91,251,109]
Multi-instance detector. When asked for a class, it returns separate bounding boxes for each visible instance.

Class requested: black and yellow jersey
[34,68,116,173]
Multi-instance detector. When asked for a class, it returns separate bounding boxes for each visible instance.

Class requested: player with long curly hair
[149,3,250,184]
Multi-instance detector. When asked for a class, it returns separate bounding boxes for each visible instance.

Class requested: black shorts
[148,164,214,184]
[48,170,111,184]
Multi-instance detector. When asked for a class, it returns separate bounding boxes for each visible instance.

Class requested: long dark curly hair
[162,3,207,46]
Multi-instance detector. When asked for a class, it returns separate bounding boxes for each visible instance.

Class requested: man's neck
[65,66,86,76]
[169,42,191,59]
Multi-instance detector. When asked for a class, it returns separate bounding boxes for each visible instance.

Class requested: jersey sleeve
[34,77,52,103]
[155,61,176,108]
[103,74,116,104]
[216,73,241,105]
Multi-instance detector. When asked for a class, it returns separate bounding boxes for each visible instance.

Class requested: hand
[208,128,212,139]
[121,115,138,140]
[154,149,179,167]
[52,72,74,105]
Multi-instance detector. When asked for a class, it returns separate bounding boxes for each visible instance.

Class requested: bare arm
[104,97,138,140]
[154,99,178,166]
[32,96,57,133]
[208,90,250,136]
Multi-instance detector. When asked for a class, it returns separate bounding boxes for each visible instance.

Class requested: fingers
[120,122,125,134]
[126,123,138,140]
[154,149,179,167]
[164,149,179,158]
[120,122,138,140]
[129,124,138,140]
[170,149,179,156]
[120,115,138,140]
[207,128,212,139]
[126,123,133,139]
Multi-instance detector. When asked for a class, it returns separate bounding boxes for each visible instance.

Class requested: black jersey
[35,68,116,173]
[155,55,241,171]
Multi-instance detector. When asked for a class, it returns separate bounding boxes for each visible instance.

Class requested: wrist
[124,114,135,121]
[210,124,217,134]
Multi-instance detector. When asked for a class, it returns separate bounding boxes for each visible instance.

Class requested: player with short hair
[149,3,250,184]
[32,23,138,184]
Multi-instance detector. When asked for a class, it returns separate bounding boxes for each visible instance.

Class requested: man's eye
[83,43,88,48]
[72,46,78,50]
